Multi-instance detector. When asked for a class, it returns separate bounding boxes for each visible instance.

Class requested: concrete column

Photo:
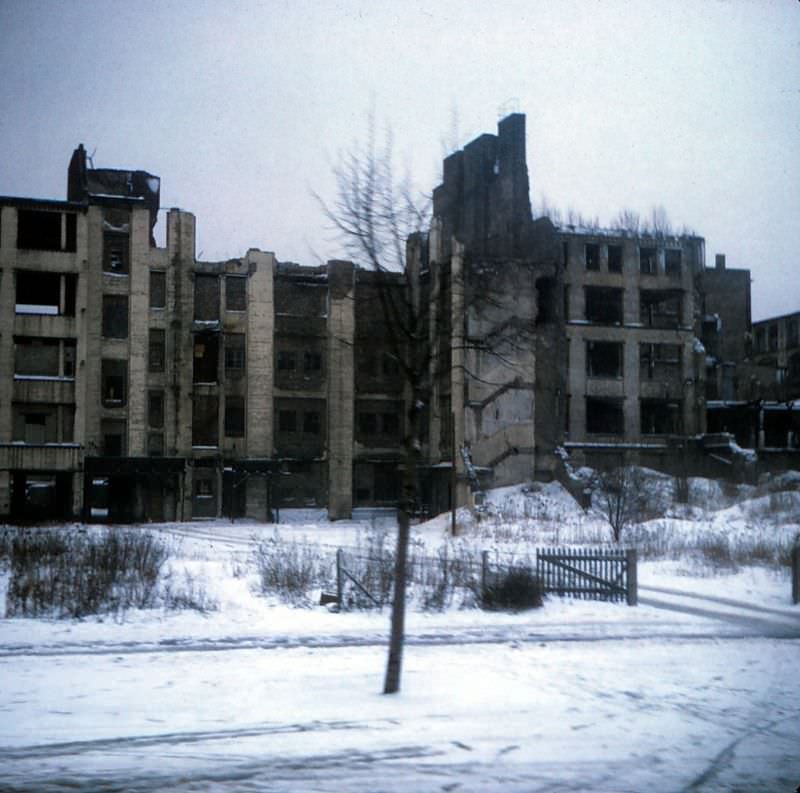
[127,207,151,456]
[326,261,355,520]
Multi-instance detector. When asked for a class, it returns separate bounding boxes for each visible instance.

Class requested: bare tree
[315,119,431,694]
[592,465,646,543]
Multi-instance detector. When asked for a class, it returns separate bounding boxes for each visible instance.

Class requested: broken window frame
[639,246,657,275]
[193,333,219,384]
[640,290,682,329]
[103,231,130,275]
[148,328,166,373]
[16,209,77,253]
[101,359,128,407]
[14,270,76,316]
[224,333,246,378]
[639,343,682,380]
[584,243,600,271]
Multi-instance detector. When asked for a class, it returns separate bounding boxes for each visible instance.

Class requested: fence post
[336,548,344,609]
[792,544,800,606]
[626,548,638,606]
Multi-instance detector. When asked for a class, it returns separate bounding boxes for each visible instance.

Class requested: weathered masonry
[0,148,405,521]
[0,117,795,521]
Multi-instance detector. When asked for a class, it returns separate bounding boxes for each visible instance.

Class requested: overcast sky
[1,0,797,320]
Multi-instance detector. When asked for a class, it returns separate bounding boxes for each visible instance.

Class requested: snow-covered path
[1,637,798,792]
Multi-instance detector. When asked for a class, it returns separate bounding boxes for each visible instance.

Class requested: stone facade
[1,117,794,521]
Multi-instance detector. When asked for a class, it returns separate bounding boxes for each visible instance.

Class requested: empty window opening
[586,341,623,378]
[641,400,679,435]
[103,232,129,274]
[225,333,246,377]
[14,337,59,377]
[16,209,76,252]
[63,340,76,378]
[194,274,220,321]
[768,324,778,352]
[787,320,799,349]
[277,350,297,372]
[150,271,166,309]
[303,410,321,435]
[585,243,599,271]
[607,245,623,273]
[585,287,623,325]
[665,249,682,276]
[586,397,624,435]
[278,410,297,433]
[304,351,322,373]
[15,269,65,315]
[149,329,165,372]
[640,290,682,329]
[102,295,129,339]
[357,401,402,442]
[225,276,247,312]
[192,395,219,446]
[101,419,127,457]
[101,360,127,407]
[536,277,558,324]
[639,246,657,274]
[193,333,219,383]
[148,391,164,429]
[224,396,245,437]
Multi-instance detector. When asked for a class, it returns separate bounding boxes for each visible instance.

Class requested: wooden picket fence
[326,545,638,609]
[535,547,637,605]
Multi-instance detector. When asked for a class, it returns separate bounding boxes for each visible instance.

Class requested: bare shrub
[162,569,218,613]
[592,466,648,543]
[253,534,331,605]
[5,528,168,618]
[482,566,543,611]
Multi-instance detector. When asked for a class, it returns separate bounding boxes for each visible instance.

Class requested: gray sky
[1,0,798,320]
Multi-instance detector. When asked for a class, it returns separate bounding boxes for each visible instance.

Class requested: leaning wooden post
[792,543,800,606]
[336,549,344,609]
[626,548,638,606]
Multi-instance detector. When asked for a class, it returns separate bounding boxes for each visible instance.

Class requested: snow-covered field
[1,471,799,791]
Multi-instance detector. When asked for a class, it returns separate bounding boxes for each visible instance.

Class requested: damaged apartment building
[0,145,410,521]
[0,115,794,521]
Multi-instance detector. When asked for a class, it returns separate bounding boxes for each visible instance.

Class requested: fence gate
[536,547,637,605]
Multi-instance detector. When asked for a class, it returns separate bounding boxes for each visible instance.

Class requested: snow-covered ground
[1,471,799,791]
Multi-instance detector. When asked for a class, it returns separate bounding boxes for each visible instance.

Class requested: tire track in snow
[639,584,800,622]
[638,596,800,638]
[0,717,406,761]
[0,623,792,659]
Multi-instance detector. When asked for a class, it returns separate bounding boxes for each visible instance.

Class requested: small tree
[593,465,646,543]
[315,119,430,694]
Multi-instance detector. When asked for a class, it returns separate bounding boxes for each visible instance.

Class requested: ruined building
[0,146,406,521]
[0,116,795,521]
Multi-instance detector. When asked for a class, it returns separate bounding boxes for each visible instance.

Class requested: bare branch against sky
[1,0,797,319]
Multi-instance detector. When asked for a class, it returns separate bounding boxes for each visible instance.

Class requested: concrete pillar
[326,261,355,519]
